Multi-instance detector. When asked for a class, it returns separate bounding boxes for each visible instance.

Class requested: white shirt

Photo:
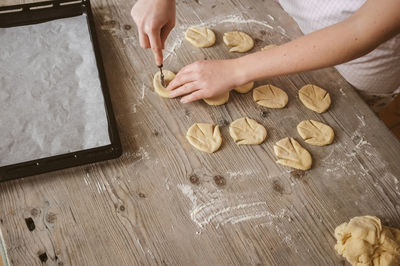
[279,0,400,95]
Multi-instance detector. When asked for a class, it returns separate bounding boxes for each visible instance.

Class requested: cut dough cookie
[261,44,277,51]
[334,216,400,266]
[153,70,175,98]
[297,120,334,146]
[253,84,288,108]
[299,84,331,113]
[274,137,312,170]
[185,27,216,48]
[186,123,222,153]
[223,31,254,53]
[204,92,229,106]
[229,117,267,145]
[234,81,254,93]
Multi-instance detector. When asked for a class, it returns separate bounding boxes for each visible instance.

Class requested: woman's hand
[167,59,246,103]
[131,0,176,65]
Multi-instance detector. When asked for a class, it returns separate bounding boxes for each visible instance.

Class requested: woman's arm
[167,0,400,103]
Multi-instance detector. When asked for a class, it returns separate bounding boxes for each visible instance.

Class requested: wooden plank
[0,0,400,265]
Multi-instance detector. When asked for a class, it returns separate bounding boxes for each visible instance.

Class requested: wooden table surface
[1,0,400,265]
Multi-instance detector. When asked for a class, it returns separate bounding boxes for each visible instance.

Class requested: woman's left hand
[166,59,245,103]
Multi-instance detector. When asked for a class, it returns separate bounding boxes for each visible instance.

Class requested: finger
[138,31,150,49]
[152,48,163,66]
[169,82,198,98]
[148,29,163,65]
[160,23,174,49]
[167,71,196,91]
[181,90,206,103]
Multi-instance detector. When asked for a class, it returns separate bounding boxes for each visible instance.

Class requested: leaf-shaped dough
[185,27,216,48]
[204,92,229,106]
[299,84,331,113]
[234,81,254,93]
[223,31,254,53]
[253,85,288,108]
[274,137,312,170]
[297,120,334,146]
[229,117,267,145]
[186,123,222,153]
[153,70,175,98]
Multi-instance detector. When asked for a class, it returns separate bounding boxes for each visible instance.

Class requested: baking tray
[0,0,122,181]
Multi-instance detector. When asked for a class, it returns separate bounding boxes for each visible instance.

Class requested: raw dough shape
[186,123,222,153]
[204,92,229,106]
[299,84,331,113]
[153,70,175,98]
[234,81,254,93]
[274,137,312,170]
[297,120,334,146]
[223,31,254,53]
[185,27,216,48]
[334,215,400,266]
[229,117,267,145]
[253,84,288,108]
[261,44,277,51]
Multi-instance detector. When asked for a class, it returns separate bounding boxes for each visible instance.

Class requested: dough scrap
[297,120,334,146]
[229,117,267,145]
[186,123,222,153]
[299,84,331,113]
[204,92,229,106]
[334,215,400,266]
[274,137,312,170]
[261,44,277,51]
[253,84,288,108]
[185,27,216,48]
[234,81,254,93]
[223,31,254,53]
[153,70,175,98]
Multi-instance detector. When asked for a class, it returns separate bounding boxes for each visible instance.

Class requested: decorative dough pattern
[274,137,312,170]
[299,84,331,113]
[153,70,175,98]
[223,31,254,53]
[253,85,288,108]
[186,123,222,153]
[229,117,267,145]
[334,216,400,266]
[234,81,254,93]
[185,27,216,48]
[204,92,229,106]
[297,120,334,146]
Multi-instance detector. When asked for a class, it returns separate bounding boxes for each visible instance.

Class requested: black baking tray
[0,0,122,181]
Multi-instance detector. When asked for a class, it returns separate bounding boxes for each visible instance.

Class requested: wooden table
[1,0,400,265]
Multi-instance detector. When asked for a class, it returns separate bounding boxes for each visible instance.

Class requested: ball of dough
[153,70,175,98]
[234,81,254,93]
[261,44,277,51]
[297,120,334,146]
[186,123,222,153]
[223,31,254,53]
[274,137,312,170]
[204,92,229,106]
[299,84,331,113]
[253,84,288,108]
[334,216,400,266]
[185,27,216,48]
[229,117,267,145]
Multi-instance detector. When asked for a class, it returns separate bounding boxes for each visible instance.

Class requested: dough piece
[234,81,254,93]
[274,137,312,170]
[186,123,222,153]
[153,70,175,98]
[185,27,216,48]
[297,120,334,146]
[253,85,288,108]
[223,31,254,53]
[299,84,331,113]
[334,216,400,266]
[229,117,267,145]
[261,44,277,51]
[204,92,229,106]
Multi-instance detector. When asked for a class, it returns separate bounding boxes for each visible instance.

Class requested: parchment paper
[0,15,111,167]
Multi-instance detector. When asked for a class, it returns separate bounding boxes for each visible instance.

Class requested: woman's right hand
[131,0,176,65]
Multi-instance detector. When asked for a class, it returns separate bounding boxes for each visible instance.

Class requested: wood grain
[1,0,400,265]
